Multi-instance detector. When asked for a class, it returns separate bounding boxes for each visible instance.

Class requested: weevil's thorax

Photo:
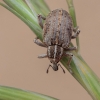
[47,45,63,63]
[43,9,73,48]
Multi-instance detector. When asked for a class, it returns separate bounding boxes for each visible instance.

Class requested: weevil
[34,9,80,73]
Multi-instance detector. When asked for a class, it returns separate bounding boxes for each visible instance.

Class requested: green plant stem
[61,54,100,100]
[65,0,100,99]
[25,0,50,17]
[66,0,80,53]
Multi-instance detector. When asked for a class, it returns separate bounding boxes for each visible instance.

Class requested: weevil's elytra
[43,9,73,48]
[34,9,80,74]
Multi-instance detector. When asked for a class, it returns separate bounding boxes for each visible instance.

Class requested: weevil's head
[47,45,64,63]
[51,62,58,71]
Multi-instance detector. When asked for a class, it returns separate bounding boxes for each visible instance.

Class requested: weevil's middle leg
[71,26,80,39]
[38,54,47,58]
[64,52,73,74]
[38,14,46,29]
[65,47,76,51]
[34,37,47,47]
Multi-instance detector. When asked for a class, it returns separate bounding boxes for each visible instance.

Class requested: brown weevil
[34,9,80,73]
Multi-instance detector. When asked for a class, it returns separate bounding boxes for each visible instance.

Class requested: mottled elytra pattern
[43,9,73,48]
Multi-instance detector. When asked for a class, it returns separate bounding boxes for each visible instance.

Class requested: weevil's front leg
[34,37,47,47]
[38,54,47,58]
[65,47,76,51]
[64,52,73,74]
[38,14,46,29]
[58,64,65,73]
[71,26,80,39]
[46,65,52,73]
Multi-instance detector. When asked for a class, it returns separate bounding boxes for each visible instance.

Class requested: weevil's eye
[78,30,80,33]
[50,61,52,63]
[77,29,80,34]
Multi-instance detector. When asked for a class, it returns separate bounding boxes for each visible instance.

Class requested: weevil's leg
[46,65,52,73]
[38,14,46,29]
[71,26,80,39]
[64,52,73,74]
[38,54,47,58]
[65,47,76,51]
[38,14,46,20]
[58,64,65,73]
[34,37,47,47]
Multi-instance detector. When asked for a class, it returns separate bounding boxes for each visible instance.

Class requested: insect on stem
[34,9,80,73]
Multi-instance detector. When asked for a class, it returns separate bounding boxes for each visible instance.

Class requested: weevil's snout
[52,63,58,71]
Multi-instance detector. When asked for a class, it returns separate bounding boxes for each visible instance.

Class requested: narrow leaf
[28,0,50,16]
[25,0,37,18]
[0,86,58,100]
[3,0,38,25]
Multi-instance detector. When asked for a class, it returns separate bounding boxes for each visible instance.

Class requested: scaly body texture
[43,9,73,48]
[34,9,80,73]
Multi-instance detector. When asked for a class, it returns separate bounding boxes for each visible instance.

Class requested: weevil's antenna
[58,64,65,73]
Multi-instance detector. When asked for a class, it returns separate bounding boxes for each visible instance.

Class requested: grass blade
[66,0,80,53]
[3,0,38,25]
[28,0,50,16]
[0,86,58,100]
[25,0,37,18]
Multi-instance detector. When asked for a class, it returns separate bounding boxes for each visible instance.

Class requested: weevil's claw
[33,37,37,43]
[69,70,73,74]
[63,69,65,73]
[46,70,49,73]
